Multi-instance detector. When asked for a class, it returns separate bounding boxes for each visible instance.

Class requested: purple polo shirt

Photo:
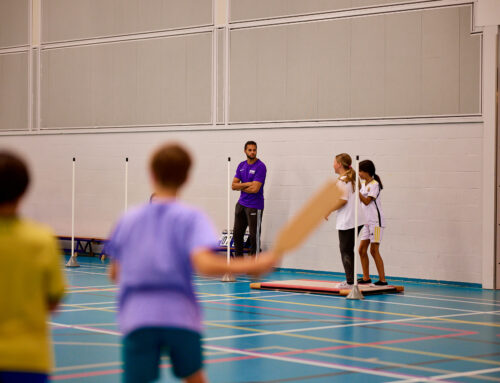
[235,159,267,210]
[105,200,218,335]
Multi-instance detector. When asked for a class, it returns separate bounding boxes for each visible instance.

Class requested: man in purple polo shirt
[232,141,267,257]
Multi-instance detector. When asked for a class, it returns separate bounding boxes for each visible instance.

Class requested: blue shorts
[123,327,202,383]
[0,371,48,383]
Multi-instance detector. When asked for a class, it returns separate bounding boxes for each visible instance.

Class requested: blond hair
[335,153,356,192]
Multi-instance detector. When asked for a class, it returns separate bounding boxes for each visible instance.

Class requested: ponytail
[335,153,355,192]
[343,168,356,192]
[373,174,383,190]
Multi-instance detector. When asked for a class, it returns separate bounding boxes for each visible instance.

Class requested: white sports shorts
[360,224,383,243]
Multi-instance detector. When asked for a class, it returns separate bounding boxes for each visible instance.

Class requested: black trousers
[338,226,363,284]
[233,202,263,256]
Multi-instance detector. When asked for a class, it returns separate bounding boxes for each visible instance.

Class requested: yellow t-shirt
[0,217,65,373]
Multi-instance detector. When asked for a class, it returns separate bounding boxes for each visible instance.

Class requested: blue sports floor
[51,257,500,382]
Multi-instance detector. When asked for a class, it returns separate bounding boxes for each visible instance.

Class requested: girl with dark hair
[358,159,387,286]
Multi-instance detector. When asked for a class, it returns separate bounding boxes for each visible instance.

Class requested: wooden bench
[58,236,107,257]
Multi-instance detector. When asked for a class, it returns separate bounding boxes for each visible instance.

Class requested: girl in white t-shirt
[326,153,364,287]
[358,159,387,286]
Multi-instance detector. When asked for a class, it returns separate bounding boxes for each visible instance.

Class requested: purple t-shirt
[235,159,267,210]
[105,200,218,335]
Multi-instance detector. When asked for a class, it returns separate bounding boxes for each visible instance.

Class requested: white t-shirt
[360,179,385,227]
[335,176,366,230]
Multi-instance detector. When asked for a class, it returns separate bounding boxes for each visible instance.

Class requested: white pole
[71,157,75,257]
[124,157,128,212]
[256,209,261,257]
[36,0,41,131]
[28,0,33,131]
[227,157,231,264]
[221,156,235,282]
[354,155,359,286]
[224,0,230,128]
[347,155,363,299]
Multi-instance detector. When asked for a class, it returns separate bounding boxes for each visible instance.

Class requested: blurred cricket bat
[273,180,343,256]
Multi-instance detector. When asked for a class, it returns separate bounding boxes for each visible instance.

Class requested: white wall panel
[0,0,29,48]
[42,0,212,43]
[422,7,460,115]
[385,11,422,116]
[459,7,481,115]
[257,27,287,122]
[350,15,385,118]
[41,33,212,128]
[230,6,480,123]
[231,0,429,22]
[0,52,29,131]
[316,20,351,119]
[231,0,427,22]
[286,23,317,120]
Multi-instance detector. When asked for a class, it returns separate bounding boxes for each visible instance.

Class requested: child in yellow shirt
[0,151,65,383]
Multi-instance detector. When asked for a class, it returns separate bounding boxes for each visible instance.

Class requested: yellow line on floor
[199,292,500,327]
[204,321,500,367]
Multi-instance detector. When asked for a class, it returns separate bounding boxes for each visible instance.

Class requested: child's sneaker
[374,280,388,286]
[357,277,372,284]
[338,281,353,288]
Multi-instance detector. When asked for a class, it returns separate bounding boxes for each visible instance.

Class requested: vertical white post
[221,156,235,282]
[256,209,261,256]
[36,0,41,131]
[124,157,129,212]
[223,0,230,128]
[347,155,363,299]
[211,21,217,128]
[28,0,33,131]
[354,155,359,286]
[227,157,231,263]
[71,157,75,257]
[481,26,498,289]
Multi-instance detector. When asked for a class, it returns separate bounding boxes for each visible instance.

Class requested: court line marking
[48,322,442,382]
[200,291,464,317]
[203,294,500,327]
[54,304,116,313]
[53,341,120,347]
[199,292,299,303]
[56,323,118,327]
[60,301,115,306]
[203,308,500,367]
[49,319,496,380]
[390,366,500,383]
[67,285,115,290]
[279,288,500,311]
[56,307,116,313]
[273,346,500,382]
[64,287,117,294]
[54,361,122,373]
[394,294,500,308]
[54,293,298,313]
[268,289,500,318]
[269,289,494,313]
[203,344,449,382]
[64,269,108,276]
[400,291,500,304]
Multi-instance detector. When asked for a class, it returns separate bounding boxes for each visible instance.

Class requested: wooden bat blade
[273,180,343,256]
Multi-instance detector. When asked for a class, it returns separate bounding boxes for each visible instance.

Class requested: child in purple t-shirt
[106,143,277,383]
